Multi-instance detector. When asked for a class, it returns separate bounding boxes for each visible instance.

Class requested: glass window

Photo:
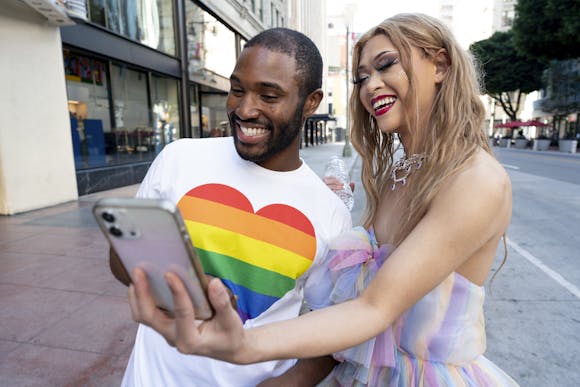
[150,74,181,152]
[186,2,236,81]
[87,0,175,56]
[201,93,230,138]
[190,84,201,138]
[110,64,153,162]
[239,37,247,57]
[64,50,180,170]
[64,51,111,169]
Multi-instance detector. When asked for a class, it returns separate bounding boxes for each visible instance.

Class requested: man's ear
[303,89,324,118]
[434,48,450,84]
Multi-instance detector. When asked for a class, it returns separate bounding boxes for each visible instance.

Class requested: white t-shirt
[122,137,352,387]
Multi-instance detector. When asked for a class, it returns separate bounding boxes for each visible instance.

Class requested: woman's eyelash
[376,57,399,71]
[352,76,367,85]
[353,57,400,85]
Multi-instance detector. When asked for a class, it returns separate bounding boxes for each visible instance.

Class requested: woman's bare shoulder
[433,148,512,219]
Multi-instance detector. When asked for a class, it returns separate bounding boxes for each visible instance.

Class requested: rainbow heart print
[178,184,317,322]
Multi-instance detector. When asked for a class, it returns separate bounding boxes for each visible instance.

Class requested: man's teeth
[240,126,268,136]
[373,97,396,110]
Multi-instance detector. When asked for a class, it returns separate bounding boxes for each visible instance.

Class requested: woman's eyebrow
[358,50,398,72]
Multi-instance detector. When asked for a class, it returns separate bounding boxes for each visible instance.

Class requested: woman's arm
[129,154,512,364]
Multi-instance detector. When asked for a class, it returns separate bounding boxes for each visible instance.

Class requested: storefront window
[190,84,201,138]
[64,51,111,169]
[150,74,181,152]
[202,92,230,138]
[64,50,181,170]
[185,2,236,82]
[87,0,175,56]
[110,64,153,162]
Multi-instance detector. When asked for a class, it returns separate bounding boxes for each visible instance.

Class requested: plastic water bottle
[324,156,354,211]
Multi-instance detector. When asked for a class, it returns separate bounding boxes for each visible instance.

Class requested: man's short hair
[244,28,323,97]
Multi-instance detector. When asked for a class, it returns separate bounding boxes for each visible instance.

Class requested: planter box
[514,138,528,149]
[558,139,578,153]
[533,139,551,151]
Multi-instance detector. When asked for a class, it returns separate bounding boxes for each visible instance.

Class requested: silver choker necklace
[390,154,426,190]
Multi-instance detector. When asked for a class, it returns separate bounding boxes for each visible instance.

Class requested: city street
[485,147,580,386]
[1,142,578,386]
[348,146,580,386]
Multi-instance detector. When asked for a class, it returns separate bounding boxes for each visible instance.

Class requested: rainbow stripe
[177,184,316,322]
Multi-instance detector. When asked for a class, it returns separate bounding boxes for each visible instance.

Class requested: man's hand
[128,268,248,363]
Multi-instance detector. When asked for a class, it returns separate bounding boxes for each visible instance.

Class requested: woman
[129,13,518,386]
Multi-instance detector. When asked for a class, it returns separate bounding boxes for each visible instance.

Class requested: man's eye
[261,95,278,102]
[230,88,244,96]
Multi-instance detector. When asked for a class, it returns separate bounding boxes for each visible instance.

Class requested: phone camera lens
[108,226,123,238]
[102,212,115,223]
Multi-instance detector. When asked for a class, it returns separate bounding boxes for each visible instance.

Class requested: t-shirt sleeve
[135,145,169,199]
[303,199,353,311]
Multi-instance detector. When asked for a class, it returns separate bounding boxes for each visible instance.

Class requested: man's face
[227,46,305,171]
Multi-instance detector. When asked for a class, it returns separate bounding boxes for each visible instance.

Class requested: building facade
[1,0,314,215]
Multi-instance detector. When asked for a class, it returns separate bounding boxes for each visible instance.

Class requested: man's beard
[230,103,305,164]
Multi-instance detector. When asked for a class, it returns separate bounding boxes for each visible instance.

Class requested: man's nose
[235,94,260,120]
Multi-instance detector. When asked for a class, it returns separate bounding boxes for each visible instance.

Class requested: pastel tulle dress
[304,227,519,386]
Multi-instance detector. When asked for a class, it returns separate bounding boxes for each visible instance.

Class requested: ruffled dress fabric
[304,227,519,386]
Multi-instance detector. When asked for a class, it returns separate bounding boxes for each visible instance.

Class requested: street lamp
[343,24,352,157]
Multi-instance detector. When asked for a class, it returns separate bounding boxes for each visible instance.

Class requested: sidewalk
[0,141,358,386]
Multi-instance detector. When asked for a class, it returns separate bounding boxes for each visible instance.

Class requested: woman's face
[356,34,440,138]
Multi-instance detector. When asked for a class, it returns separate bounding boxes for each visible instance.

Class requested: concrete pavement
[0,141,358,386]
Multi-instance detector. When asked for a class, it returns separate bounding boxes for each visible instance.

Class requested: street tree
[470,31,547,121]
[512,0,580,61]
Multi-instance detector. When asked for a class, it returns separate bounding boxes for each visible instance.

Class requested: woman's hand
[128,268,249,363]
[322,176,355,193]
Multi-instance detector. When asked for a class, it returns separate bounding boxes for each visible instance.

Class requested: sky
[327,0,494,49]
[328,0,439,32]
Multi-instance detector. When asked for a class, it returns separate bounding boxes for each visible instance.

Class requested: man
[113,28,352,386]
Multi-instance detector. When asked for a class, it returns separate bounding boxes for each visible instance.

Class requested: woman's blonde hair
[350,13,490,246]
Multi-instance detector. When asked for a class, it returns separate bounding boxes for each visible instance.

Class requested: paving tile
[0,252,120,294]
[0,339,21,360]
[0,231,106,257]
[0,343,126,387]
[0,284,97,342]
[33,295,137,356]
[0,229,37,244]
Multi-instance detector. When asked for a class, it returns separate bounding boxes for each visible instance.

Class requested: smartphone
[92,197,214,320]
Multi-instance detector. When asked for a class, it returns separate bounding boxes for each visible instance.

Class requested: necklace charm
[390,154,426,190]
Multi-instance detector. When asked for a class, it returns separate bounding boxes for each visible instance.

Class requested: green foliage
[470,31,545,94]
[469,31,547,120]
[513,0,580,60]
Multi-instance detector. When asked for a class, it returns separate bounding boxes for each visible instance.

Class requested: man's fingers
[130,268,176,343]
[165,272,200,353]
[207,278,244,331]
[165,272,197,319]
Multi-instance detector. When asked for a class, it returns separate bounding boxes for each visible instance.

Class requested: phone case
[92,197,214,320]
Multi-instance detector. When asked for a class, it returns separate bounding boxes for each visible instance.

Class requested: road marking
[507,238,580,300]
[502,164,520,170]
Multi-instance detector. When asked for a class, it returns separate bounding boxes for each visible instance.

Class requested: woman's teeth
[373,96,396,111]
